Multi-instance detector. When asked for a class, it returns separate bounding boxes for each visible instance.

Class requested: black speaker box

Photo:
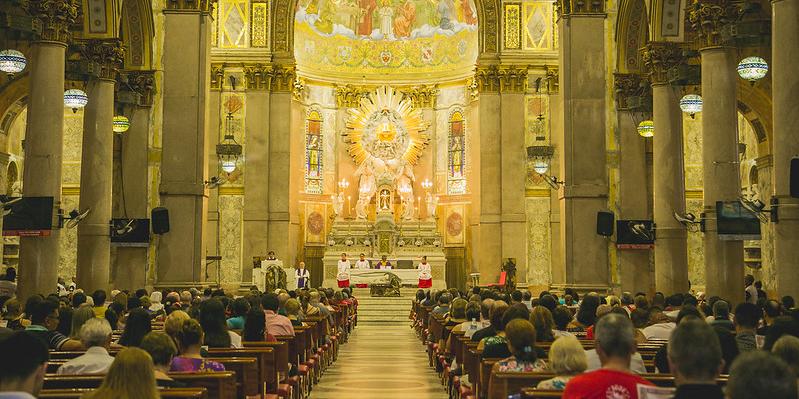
[596,211,615,237]
[151,207,170,234]
[791,158,799,198]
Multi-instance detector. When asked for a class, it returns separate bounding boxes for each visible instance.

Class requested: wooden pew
[43,372,237,399]
[39,387,209,399]
[479,357,502,399]
[521,388,564,398]
[208,357,258,398]
[207,347,277,396]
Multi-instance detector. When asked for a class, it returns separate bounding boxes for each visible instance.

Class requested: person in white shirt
[295,261,310,289]
[57,318,115,375]
[337,253,351,288]
[354,253,370,288]
[417,255,432,288]
[745,274,758,304]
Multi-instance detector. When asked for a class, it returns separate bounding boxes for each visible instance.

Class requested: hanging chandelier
[216,112,242,174]
[737,56,768,83]
[637,120,654,138]
[679,94,703,118]
[64,89,88,112]
[0,49,26,76]
[112,115,130,133]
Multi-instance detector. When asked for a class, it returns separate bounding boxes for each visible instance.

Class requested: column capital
[613,72,651,111]
[545,65,559,94]
[555,0,607,18]
[25,0,79,43]
[165,0,217,13]
[119,70,156,107]
[687,0,741,48]
[241,63,296,92]
[80,39,125,81]
[335,84,370,108]
[474,64,528,94]
[211,63,228,90]
[641,41,686,85]
[400,85,439,109]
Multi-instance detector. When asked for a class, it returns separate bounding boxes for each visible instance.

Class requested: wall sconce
[527,145,564,189]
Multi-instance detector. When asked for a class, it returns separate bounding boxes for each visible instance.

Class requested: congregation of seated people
[0,279,358,399]
[412,284,799,399]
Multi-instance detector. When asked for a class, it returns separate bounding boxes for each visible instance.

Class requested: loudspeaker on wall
[596,211,615,237]
[151,207,170,234]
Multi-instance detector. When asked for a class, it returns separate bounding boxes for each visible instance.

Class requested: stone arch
[615,0,649,73]
[271,0,500,57]
[119,0,155,70]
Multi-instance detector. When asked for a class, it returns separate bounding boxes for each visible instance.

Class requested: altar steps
[351,288,415,324]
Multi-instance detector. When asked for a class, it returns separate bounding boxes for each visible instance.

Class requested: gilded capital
[123,71,155,106]
[80,39,125,80]
[335,84,369,108]
[545,66,559,94]
[26,0,79,43]
[555,0,606,17]
[268,64,296,93]
[474,65,528,94]
[613,73,651,111]
[641,41,685,85]
[687,0,741,48]
[242,64,266,90]
[401,85,439,109]
[211,63,227,90]
[166,0,217,13]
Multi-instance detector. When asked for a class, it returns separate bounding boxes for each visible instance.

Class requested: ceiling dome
[294,0,479,83]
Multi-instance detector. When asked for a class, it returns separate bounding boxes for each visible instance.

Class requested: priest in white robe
[337,253,351,288]
[296,261,310,289]
[354,253,370,288]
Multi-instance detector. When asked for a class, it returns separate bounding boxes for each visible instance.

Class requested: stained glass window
[305,109,323,194]
[448,110,466,195]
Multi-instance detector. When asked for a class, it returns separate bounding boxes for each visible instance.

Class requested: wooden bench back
[488,372,556,399]
[43,372,236,399]
[38,387,209,399]
[521,388,564,398]
[207,357,258,398]
[207,347,276,394]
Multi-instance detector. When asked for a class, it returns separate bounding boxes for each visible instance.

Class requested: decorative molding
[165,0,217,13]
[545,65,559,93]
[292,77,306,101]
[335,84,370,108]
[241,64,296,92]
[79,39,125,80]
[250,1,269,48]
[687,0,741,48]
[613,72,651,111]
[119,70,156,107]
[474,65,529,93]
[555,0,607,17]
[26,0,79,43]
[401,85,439,109]
[641,41,685,85]
[210,63,227,90]
[504,3,522,50]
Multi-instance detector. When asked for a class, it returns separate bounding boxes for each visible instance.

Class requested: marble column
[156,0,213,287]
[266,65,300,266]
[690,1,744,302]
[547,70,564,286]
[241,65,271,284]
[17,0,78,299]
[556,0,610,290]
[771,0,799,299]
[204,66,222,284]
[642,43,690,294]
[613,73,654,295]
[112,72,155,291]
[500,84,527,285]
[75,40,124,293]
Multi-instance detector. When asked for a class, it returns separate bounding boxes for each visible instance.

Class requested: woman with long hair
[568,293,600,332]
[69,306,96,340]
[81,347,159,399]
[118,308,151,347]
[198,298,239,348]
[242,307,267,342]
[530,306,556,343]
[493,318,547,372]
[170,319,226,372]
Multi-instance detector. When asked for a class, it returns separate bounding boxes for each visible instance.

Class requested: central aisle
[310,322,448,399]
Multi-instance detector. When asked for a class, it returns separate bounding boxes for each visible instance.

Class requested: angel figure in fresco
[393,0,417,38]
[413,0,440,29]
[313,0,336,33]
[437,0,455,29]
[378,0,395,37]
[357,0,378,35]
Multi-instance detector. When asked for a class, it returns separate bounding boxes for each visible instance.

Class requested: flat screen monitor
[2,197,54,237]
[110,218,151,247]
[616,220,655,249]
[717,201,761,241]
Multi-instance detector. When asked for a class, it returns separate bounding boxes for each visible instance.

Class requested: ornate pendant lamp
[112,115,130,133]
[679,94,703,118]
[737,56,768,83]
[0,49,26,76]
[637,120,655,138]
[64,89,88,112]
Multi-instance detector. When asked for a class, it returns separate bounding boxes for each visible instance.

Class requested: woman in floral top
[169,319,225,372]
[536,334,587,390]
[493,319,548,372]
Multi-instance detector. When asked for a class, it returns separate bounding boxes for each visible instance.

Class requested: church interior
[0,0,797,396]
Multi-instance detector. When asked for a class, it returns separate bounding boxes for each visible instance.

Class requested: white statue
[395,160,415,220]
[354,156,382,219]
[426,192,438,220]
[332,193,344,218]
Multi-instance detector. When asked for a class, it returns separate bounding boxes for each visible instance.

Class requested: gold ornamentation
[465,78,479,101]
[688,0,740,48]
[545,65,559,93]
[400,85,439,109]
[483,0,499,52]
[211,63,227,90]
[166,0,217,13]
[292,77,306,101]
[241,63,295,92]
[344,86,431,166]
[251,1,269,48]
[119,71,156,107]
[26,0,80,43]
[335,85,370,108]
[555,0,606,17]
[613,73,650,111]
[474,65,529,93]
[504,3,522,50]
[80,39,125,80]
[641,41,685,85]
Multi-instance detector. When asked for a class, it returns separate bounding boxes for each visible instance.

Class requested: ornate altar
[252,260,287,293]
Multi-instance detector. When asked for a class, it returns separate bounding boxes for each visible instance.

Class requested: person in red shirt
[563,313,653,399]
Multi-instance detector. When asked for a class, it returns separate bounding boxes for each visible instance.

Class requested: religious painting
[304,204,327,244]
[294,0,479,78]
[447,109,467,195]
[305,108,324,194]
[445,205,465,245]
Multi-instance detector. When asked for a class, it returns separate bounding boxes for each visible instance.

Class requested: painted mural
[294,0,478,79]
